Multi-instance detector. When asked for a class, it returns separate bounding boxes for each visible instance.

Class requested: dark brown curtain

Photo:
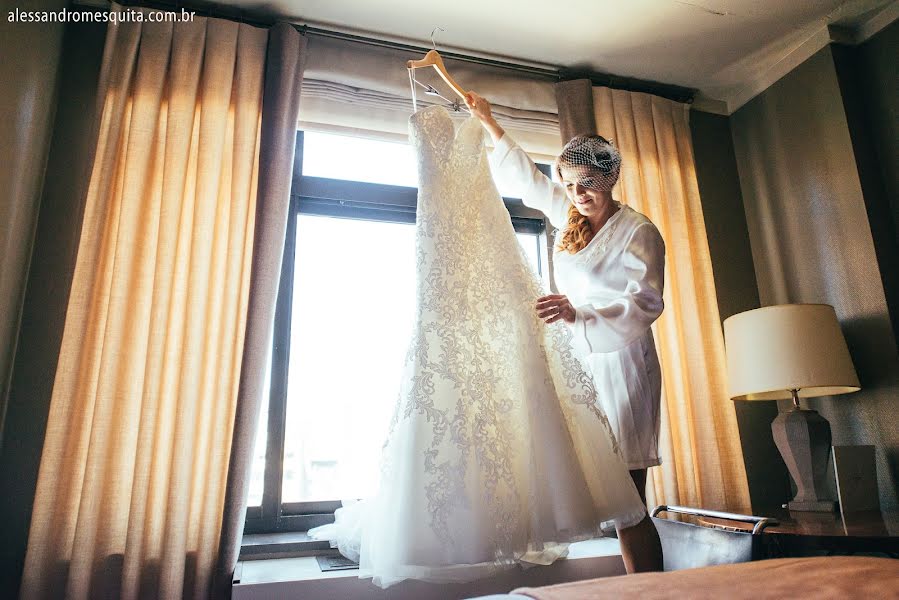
[212,22,306,598]
[555,79,596,142]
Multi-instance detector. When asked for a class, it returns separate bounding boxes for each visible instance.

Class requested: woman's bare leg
[617,515,663,573]
[615,468,663,573]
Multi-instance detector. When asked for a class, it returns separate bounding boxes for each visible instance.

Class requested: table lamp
[723,304,860,512]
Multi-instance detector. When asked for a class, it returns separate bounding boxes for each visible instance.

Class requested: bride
[309,100,661,588]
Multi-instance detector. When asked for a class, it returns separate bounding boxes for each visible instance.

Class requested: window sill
[239,531,332,560]
[232,538,624,600]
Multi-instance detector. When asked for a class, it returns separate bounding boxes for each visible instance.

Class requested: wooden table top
[694,508,899,538]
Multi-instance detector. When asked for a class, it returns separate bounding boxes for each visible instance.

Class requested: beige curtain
[20,8,268,599]
[592,86,751,513]
[555,79,596,142]
[214,23,307,597]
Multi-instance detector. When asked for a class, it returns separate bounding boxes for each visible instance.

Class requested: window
[244,131,549,534]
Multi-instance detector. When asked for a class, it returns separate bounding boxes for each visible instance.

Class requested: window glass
[302,132,418,187]
[246,130,548,518]
[301,130,540,198]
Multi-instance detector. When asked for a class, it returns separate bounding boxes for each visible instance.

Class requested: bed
[498,556,899,599]
[469,506,899,599]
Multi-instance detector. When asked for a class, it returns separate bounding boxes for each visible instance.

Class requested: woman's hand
[464,91,493,121]
[536,294,576,325]
[464,91,505,143]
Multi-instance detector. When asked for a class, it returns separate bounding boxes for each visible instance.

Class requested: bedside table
[698,508,899,558]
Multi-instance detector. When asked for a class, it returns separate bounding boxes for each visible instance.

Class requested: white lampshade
[723,304,860,401]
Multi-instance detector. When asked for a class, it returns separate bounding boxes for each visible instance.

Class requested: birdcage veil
[555,135,622,191]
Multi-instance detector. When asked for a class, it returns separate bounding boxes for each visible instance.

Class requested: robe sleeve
[570,223,666,354]
[488,133,570,229]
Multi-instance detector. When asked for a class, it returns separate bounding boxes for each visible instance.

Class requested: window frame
[243,131,549,535]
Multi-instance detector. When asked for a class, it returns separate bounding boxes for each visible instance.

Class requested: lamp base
[772,406,835,512]
[787,499,837,512]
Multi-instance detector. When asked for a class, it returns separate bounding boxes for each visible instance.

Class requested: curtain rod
[71,0,696,104]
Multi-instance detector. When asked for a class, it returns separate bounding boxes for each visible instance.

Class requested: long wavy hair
[554,134,617,254]
[556,204,594,254]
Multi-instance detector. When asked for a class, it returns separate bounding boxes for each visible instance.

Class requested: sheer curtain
[556,81,750,512]
[591,86,751,512]
[19,7,271,599]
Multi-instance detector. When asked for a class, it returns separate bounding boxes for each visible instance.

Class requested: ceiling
[214,0,897,113]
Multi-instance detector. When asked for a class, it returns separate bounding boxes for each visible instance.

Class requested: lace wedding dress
[308,105,645,588]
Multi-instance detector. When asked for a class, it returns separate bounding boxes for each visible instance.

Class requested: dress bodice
[409,106,485,193]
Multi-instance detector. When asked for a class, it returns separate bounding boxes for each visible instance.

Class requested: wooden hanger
[407,49,467,100]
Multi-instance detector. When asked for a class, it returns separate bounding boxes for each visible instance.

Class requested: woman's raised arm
[466,92,570,228]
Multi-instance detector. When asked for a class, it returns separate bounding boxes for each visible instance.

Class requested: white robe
[489,134,665,469]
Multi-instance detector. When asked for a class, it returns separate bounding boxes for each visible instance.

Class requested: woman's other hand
[536,294,576,324]
[465,92,505,143]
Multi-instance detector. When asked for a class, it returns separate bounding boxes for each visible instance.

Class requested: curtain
[212,24,306,598]
[555,79,596,142]
[591,86,751,512]
[556,82,751,512]
[20,7,269,599]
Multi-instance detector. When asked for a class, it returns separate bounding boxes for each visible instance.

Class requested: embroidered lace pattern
[308,106,645,588]
[555,202,624,267]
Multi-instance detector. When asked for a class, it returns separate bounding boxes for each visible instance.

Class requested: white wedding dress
[308,105,645,588]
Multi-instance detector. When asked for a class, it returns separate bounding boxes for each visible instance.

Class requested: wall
[0,0,67,443]
[730,42,899,511]
[854,19,899,250]
[0,18,108,597]
[832,20,899,353]
[689,110,792,512]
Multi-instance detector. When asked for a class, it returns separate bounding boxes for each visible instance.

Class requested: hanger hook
[430,27,445,50]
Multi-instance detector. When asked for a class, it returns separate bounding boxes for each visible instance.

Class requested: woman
[466,91,665,572]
